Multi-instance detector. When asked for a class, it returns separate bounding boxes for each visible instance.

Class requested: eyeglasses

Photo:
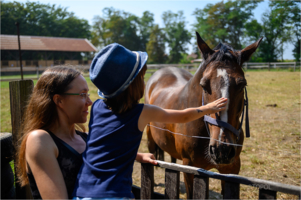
[63,93,90,99]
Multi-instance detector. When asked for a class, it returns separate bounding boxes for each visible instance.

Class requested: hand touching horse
[145,32,262,198]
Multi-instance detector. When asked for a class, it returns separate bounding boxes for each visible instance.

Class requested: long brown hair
[104,64,147,114]
[17,66,84,186]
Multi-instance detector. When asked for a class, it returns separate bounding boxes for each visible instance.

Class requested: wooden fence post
[193,175,209,199]
[268,62,270,71]
[223,181,240,199]
[9,80,34,199]
[294,62,296,72]
[165,168,180,199]
[245,62,248,71]
[141,163,154,199]
[259,189,277,199]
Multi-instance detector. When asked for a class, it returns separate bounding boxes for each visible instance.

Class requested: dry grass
[1,71,300,199]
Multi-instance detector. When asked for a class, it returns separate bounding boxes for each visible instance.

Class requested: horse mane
[201,43,242,70]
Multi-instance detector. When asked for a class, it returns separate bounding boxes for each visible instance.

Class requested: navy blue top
[73,99,144,198]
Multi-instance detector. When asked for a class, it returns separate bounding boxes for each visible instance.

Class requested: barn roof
[1,34,97,52]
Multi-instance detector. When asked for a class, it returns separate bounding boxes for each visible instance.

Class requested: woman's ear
[53,94,63,106]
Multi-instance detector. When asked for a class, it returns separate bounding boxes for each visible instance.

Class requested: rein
[202,87,250,141]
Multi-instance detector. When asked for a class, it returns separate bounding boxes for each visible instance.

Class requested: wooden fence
[145,62,301,73]
[243,62,300,71]
[132,161,301,199]
[1,61,300,78]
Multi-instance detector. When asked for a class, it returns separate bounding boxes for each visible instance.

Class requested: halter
[202,87,250,141]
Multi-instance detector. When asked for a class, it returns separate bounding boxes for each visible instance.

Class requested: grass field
[1,70,300,199]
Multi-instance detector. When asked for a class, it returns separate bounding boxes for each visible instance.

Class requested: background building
[1,34,97,68]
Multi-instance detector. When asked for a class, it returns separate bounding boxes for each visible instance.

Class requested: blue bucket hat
[90,43,148,98]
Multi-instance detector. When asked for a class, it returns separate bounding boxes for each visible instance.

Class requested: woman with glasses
[16,66,93,199]
[16,66,157,199]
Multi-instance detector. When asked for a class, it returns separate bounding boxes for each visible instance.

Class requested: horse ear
[239,37,263,65]
[196,32,214,60]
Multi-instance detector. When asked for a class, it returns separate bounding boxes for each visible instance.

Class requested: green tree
[1,1,91,39]
[138,11,155,51]
[162,11,191,63]
[291,1,301,61]
[179,53,194,64]
[192,0,262,49]
[92,7,146,51]
[146,25,166,63]
[245,1,300,62]
[293,39,300,61]
[91,16,110,48]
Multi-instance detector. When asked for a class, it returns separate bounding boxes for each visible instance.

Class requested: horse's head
[196,32,262,165]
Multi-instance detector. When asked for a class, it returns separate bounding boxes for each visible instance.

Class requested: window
[33,61,38,66]
[25,61,32,66]
[2,61,9,67]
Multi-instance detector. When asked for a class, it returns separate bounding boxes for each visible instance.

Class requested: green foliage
[162,11,191,63]
[146,25,166,64]
[1,1,91,39]
[92,8,153,51]
[139,11,155,51]
[92,9,191,64]
[245,1,300,62]
[179,53,193,64]
[293,39,300,61]
[192,0,262,49]
[2,1,299,63]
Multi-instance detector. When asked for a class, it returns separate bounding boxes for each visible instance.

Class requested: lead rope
[147,124,243,147]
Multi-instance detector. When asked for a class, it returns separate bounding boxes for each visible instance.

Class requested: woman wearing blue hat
[73,43,227,199]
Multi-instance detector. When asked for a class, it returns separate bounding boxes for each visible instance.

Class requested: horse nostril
[228,146,236,159]
[210,145,214,155]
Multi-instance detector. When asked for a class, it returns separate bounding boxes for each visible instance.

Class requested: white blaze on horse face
[216,69,230,141]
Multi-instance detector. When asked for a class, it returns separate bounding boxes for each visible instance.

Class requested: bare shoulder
[26,129,57,157]
[27,129,53,145]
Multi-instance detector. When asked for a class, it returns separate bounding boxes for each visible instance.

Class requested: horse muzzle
[209,144,236,164]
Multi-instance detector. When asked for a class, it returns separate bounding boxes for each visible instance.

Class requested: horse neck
[184,62,206,106]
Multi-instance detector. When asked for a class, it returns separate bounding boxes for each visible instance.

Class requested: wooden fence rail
[146,62,301,72]
[132,161,301,199]
[1,62,300,77]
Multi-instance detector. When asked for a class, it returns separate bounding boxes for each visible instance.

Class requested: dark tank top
[27,130,87,199]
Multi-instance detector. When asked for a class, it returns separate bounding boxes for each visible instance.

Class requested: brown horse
[145,32,262,198]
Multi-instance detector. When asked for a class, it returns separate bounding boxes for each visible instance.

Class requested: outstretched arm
[138,97,227,131]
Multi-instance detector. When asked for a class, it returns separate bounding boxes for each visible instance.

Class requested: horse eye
[238,83,246,91]
[236,79,247,91]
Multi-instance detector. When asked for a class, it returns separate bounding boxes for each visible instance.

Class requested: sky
[9,0,295,59]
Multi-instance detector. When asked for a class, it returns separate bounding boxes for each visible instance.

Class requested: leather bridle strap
[244,88,250,138]
[202,87,250,140]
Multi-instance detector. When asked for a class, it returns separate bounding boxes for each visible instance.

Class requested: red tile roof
[1,35,97,52]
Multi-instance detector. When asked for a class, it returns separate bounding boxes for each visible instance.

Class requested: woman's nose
[86,97,93,105]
